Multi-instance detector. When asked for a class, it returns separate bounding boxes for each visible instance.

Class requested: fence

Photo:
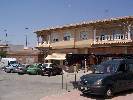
[61,70,92,91]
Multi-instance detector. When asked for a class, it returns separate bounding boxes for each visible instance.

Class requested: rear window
[10,61,17,64]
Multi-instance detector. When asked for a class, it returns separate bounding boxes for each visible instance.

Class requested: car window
[95,60,120,74]
[49,64,53,67]
[127,63,133,72]
[118,63,126,72]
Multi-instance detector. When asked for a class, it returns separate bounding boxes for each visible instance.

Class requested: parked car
[4,63,20,73]
[40,63,62,76]
[1,66,6,71]
[17,64,30,75]
[26,63,42,75]
[0,58,17,69]
[78,58,133,98]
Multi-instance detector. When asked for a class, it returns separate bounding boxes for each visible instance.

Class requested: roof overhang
[45,53,66,60]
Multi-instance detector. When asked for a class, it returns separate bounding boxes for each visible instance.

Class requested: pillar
[93,29,96,44]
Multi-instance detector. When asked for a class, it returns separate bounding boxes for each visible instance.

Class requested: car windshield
[42,63,52,68]
[10,61,17,64]
[29,64,37,68]
[94,60,122,74]
[42,64,48,68]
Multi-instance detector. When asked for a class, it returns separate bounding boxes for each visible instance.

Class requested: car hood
[27,67,37,70]
[80,73,111,85]
[10,64,19,67]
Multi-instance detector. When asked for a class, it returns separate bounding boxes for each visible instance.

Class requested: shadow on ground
[70,81,133,100]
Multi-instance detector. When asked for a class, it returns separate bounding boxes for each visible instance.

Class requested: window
[52,38,59,42]
[131,29,133,37]
[63,33,71,41]
[52,33,59,42]
[112,30,123,40]
[80,32,88,40]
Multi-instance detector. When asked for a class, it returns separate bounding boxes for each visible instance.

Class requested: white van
[0,58,17,68]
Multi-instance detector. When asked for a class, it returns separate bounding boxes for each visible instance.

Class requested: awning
[45,53,66,60]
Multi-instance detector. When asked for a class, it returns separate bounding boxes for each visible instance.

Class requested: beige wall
[36,18,133,56]
[48,26,94,49]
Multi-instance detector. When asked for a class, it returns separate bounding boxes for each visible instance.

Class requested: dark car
[17,64,30,75]
[41,63,62,76]
[78,58,133,98]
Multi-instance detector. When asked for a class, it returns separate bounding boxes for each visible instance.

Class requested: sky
[0,0,133,47]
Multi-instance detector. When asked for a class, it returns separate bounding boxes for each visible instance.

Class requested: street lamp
[4,29,8,45]
[24,28,30,49]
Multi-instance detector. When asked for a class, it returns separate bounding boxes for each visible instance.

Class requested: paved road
[0,70,71,100]
[1,70,133,100]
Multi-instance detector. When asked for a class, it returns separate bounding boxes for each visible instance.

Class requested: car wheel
[36,71,39,75]
[105,87,113,98]
[10,69,13,73]
[48,72,52,77]
[18,73,24,75]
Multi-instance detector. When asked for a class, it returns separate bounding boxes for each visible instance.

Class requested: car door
[126,60,133,89]
[114,62,129,92]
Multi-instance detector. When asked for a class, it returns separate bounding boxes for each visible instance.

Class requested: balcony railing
[95,33,132,44]
[36,41,52,48]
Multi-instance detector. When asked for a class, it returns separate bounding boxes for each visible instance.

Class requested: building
[0,44,9,52]
[35,16,133,66]
[8,44,24,51]
[0,44,9,58]
[0,44,39,64]
[7,48,39,64]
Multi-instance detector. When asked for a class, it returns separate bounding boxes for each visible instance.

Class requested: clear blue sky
[0,0,132,47]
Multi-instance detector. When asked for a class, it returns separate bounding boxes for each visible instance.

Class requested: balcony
[51,40,74,49]
[94,34,132,44]
[36,41,52,49]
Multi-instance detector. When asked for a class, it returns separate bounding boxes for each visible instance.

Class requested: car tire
[10,69,13,73]
[105,86,113,98]
[48,72,52,77]
[41,73,44,76]
[18,73,24,75]
[36,71,39,75]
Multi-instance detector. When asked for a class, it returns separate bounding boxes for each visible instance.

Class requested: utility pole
[24,28,29,49]
[26,34,28,47]
[4,29,8,45]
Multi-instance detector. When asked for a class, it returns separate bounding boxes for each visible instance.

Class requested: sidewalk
[40,90,89,100]
[40,89,133,100]
[40,70,92,100]
[61,70,92,91]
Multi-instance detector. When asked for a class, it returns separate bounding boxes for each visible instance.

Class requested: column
[37,35,40,45]
[127,24,131,40]
[93,29,96,44]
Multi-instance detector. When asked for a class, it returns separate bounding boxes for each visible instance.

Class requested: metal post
[65,74,68,91]
[74,73,77,89]
[85,59,87,73]
[62,70,64,89]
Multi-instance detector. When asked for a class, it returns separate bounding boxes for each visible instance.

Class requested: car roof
[44,63,52,65]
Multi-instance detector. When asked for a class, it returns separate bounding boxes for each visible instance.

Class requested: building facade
[7,49,39,64]
[35,16,133,65]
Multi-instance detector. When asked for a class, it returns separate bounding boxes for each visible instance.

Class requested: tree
[0,51,7,58]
